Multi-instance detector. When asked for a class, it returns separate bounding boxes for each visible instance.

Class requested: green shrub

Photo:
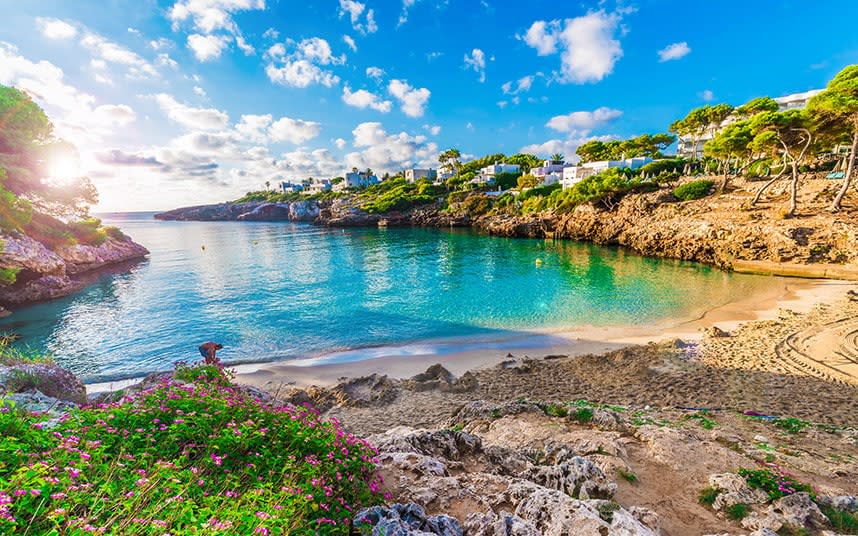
[699,486,720,506]
[738,467,814,501]
[461,195,491,216]
[103,225,128,241]
[0,342,54,365]
[0,183,33,232]
[0,362,383,534]
[542,403,569,418]
[616,468,638,483]
[726,503,751,521]
[673,179,714,201]
[570,407,594,423]
[819,504,858,534]
[68,217,108,246]
[773,417,810,435]
[0,267,19,286]
[359,178,442,214]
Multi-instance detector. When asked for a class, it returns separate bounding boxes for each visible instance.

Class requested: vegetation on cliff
[0,362,383,534]
[0,85,131,287]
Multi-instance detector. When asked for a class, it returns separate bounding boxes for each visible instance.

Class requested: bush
[699,486,720,506]
[726,503,751,521]
[460,195,491,216]
[359,178,443,214]
[0,267,19,286]
[0,362,384,534]
[738,467,814,501]
[819,504,858,534]
[103,225,129,242]
[68,217,108,246]
[570,407,594,423]
[673,179,714,201]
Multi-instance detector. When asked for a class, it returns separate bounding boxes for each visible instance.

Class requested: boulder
[354,503,462,536]
[463,511,540,536]
[236,203,292,221]
[0,363,87,404]
[369,428,483,462]
[406,364,477,393]
[742,492,829,532]
[522,456,617,500]
[708,473,769,510]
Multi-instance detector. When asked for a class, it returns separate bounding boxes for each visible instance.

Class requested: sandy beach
[231,277,856,391]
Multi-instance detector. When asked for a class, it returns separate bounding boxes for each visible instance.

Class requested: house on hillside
[404,168,438,182]
[305,178,332,194]
[561,157,654,189]
[279,181,304,193]
[531,159,570,186]
[334,170,379,192]
[476,162,520,184]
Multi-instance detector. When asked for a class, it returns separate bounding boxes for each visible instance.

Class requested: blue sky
[1,0,856,211]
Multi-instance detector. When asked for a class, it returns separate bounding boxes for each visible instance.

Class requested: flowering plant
[738,464,814,501]
[1,362,383,534]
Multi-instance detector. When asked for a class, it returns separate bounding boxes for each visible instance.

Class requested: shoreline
[228,277,855,392]
[84,277,855,395]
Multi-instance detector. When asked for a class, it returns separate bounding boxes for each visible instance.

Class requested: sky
[1,0,856,211]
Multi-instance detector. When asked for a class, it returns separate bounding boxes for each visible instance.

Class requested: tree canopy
[575,133,676,163]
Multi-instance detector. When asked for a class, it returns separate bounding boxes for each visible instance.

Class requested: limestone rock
[522,456,617,500]
[0,362,87,404]
[708,473,769,510]
[741,492,829,532]
[462,511,540,536]
[369,428,483,462]
[354,503,462,536]
[406,364,477,393]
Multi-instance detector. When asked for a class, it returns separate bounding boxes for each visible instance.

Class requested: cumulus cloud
[423,124,441,135]
[343,34,357,52]
[0,42,136,144]
[36,18,78,40]
[168,0,265,34]
[657,41,691,62]
[501,75,535,95]
[265,37,343,88]
[338,0,378,35]
[187,34,230,62]
[366,66,384,80]
[520,134,617,160]
[546,107,622,134]
[700,89,715,102]
[154,93,230,130]
[342,86,392,113]
[269,116,322,144]
[520,10,624,84]
[334,138,347,149]
[345,122,438,174]
[80,32,158,78]
[463,48,487,83]
[398,0,420,26]
[388,79,430,118]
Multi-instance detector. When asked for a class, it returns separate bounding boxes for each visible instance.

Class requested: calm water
[0,213,777,382]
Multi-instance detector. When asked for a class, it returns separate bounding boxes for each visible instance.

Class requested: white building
[404,168,437,183]
[477,162,520,183]
[531,159,570,186]
[335,170,379,192]
[561,157,653,189]
[437,165,455,182]
[305,179,332,194]
[279,181,304,193]
[676,88,824,159]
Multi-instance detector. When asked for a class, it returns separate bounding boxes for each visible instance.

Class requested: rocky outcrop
[0,362,87,404]
[155,200,322,222]
[0,231,148,308]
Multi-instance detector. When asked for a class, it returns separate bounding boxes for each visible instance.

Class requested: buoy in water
[253,240,258,245]
[201,245,206,251]
[535,258,543,267]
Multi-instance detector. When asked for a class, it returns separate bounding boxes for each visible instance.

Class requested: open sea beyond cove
[0,212,779,382]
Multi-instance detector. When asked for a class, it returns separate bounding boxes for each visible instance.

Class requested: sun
[47,153,81,182]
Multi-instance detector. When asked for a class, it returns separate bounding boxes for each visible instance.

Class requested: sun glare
[47,154,81,182]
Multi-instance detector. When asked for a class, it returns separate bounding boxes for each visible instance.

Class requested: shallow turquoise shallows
[1,213,776,382]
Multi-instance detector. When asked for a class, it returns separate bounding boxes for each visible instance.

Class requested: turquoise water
[0,213,777,382]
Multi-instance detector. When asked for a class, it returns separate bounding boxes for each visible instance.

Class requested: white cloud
[0,42,135,145]
[345,122,438,173]
[168,0,265,34]
[522,20,560,55]
[235,34,255,55]
[154,93,230,130]
[388,79,430,118]
[187,34,230,62]
[546,107,622,133]
[700,89,715,102]
[501,75,535,95]
[262,27,279,40]
[423,124,441,135]
[269,116,322,144]
[36,18,78,40]
[521,11,624,84]
[497,100,508,109]
[658,41,691,62]
[157,53,179,69]
[463,48,487,83]
[80,32,158,78]
[235,114,273,143]
[265,37,343,88]
[366,66,384,80]
[149,38,173,50]
[343,35,357,52]
[266,60,340,88]
[335,138,347,149]
[342,86,392,113]
[194,85,207,97]
[276,148,343,179]
[398,0,420,26]
[338,0,378,35]
[466,122,474,131]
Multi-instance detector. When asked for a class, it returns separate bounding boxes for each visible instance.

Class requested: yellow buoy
[535,258,543,267]
[253,240,258,245]
[201,245,206,251]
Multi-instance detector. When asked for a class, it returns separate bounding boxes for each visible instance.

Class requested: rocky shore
[155,178,858,275]
[0,231,149,313]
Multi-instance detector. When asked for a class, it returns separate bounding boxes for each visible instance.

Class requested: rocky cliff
[0,231,149,311]
[155,178,858,273]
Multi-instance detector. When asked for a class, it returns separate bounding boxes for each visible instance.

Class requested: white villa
[476,162,520,184]
[531,159,570,187]
[404,168,438,183]
[305,178,332,194]
[437,165,455,181]
[676,89,824,159]
[561,157,653,189]
[279,180,304,193]
[335,170,379,192]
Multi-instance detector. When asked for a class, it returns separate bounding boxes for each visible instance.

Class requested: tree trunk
[752,154,789,206]
[831,127,857,211]
[787,161,799,217]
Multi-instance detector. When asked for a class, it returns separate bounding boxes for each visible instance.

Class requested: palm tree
[265,180,270,191]
[550,153,564,164]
